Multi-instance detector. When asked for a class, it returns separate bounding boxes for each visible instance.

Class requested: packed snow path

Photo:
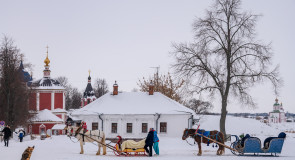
[1,135,295,160]
[1,115,294,159]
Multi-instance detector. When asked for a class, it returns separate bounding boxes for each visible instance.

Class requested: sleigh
[230,132,286,156]
[113,136,147,156]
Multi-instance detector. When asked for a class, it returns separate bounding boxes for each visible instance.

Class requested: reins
[67,135,80,143]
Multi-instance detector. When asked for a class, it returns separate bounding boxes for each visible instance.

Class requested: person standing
[18,130,24,142]
[1,125,12,147]
[152,128,160,155]
[144,128,154,157]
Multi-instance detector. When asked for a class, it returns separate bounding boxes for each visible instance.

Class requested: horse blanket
[121,139,146,151]
[197,129,210,137]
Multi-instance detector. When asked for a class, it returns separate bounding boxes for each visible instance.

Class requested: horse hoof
[80,152,84,154]
[96,153,100,155]
[197,153,202,156]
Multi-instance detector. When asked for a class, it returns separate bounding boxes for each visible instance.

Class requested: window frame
[111,123,117,133]
[142,123,148,133]
[126,123,133,133]
[160,122,167,133]
[92,122,98,130]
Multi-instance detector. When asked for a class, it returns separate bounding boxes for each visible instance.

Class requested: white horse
[65,125,106,155]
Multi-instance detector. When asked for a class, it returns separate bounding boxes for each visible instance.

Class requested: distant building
[81,71,96,108]
[269,98,286,123]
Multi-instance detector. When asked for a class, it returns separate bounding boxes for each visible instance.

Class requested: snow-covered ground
[1,115,295,160]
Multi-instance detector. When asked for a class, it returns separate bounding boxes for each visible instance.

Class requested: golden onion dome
[44,46,50,66]
[44,55,50,66]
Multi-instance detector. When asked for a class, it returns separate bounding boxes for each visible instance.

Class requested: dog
[21,146,35,160]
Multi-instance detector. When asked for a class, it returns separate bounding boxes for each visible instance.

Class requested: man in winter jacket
[144,128,154,157]
[152,128,160,155]
[1,125,12,147]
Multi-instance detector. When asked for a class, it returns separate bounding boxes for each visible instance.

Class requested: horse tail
[218,132,225,153]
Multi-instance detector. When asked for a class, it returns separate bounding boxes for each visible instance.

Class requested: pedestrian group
[144,128,160,157]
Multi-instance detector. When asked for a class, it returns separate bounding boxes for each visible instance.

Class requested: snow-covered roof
[72,92,197,116]
[31,109,63,122]
[52,124,66,130]
[31,77,65,90]
[52,108,67,113]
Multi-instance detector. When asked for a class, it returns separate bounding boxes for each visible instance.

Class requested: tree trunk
[220,97,227,138]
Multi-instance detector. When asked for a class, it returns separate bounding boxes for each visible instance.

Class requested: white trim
[36,92,40,111]
[63,91,65,109]
[31,121,63,124]
[51,92,55,111]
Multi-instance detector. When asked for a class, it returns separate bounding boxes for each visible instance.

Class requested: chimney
[149,80,154,95]
[113,81,118,95]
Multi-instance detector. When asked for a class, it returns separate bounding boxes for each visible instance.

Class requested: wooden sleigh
[113,136,147,156]
[230,132,286,156]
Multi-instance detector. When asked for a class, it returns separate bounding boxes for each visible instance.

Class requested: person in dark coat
[18,130,24,142]
[144,128,154,157]
[1,125,12,147]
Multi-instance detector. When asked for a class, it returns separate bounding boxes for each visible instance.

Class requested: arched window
[39,124,46,134]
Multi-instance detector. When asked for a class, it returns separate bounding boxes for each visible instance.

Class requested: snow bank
[199,115,293,137]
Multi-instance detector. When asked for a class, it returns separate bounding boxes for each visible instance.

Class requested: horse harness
[77,129,103,142]
[185,129,221,148]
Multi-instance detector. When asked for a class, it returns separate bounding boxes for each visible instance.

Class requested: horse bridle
[75,126,83,137]
[183,130,190,139]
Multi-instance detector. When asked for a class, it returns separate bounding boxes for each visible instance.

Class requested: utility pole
[150,66,160,89]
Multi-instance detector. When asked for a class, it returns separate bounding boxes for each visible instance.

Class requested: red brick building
[27,48,66,135]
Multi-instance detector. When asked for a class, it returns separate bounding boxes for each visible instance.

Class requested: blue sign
[0,121,5,126]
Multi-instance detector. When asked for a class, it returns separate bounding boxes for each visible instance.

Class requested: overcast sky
[1,0,294,113]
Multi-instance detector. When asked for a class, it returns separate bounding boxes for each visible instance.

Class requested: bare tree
[138,72,184,103]
[70,88,82,109]
[171,0,280,135]
[56,76,82,110]
[93,78,109,98]
[56,76,72,110]
[185,99,213,114]
[0,36,32,130]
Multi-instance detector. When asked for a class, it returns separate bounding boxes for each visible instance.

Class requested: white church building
[269,98,286,123]
[70,82,198,138]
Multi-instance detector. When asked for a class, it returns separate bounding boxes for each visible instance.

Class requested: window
[160,122,167,133]
[142,123,148,133]
[92,122,98,130]
[127,123,132,133]
[111,123,117,133]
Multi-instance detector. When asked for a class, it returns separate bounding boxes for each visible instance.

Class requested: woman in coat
[152,128,160,155]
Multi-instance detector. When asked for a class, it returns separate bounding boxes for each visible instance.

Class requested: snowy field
[1,115,295,160]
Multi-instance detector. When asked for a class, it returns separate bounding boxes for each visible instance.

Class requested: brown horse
[182,128,225,156]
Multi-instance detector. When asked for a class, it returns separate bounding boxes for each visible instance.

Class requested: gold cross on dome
[88,69,91,76]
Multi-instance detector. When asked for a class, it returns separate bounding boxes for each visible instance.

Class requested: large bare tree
[0,36,32,130]
[171,0,280,136]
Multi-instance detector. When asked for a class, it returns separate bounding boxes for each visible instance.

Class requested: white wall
[73,114,192,138]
